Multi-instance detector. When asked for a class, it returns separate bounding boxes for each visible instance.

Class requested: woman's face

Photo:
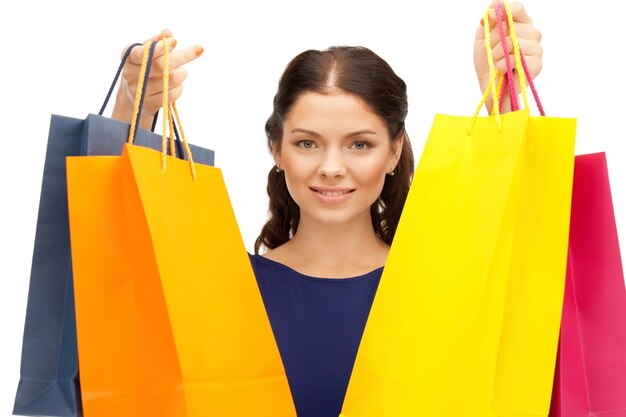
[274,91,402,229]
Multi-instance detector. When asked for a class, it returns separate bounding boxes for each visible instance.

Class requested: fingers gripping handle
[493,1,545,116]
[125,39,196,181]
[468,0,544,137]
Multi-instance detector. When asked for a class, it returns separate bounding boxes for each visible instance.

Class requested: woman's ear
[272,145,283,170]
[388,134,404,173]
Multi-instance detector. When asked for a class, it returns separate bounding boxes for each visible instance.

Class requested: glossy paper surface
[342,110,576,416]
[67,144,295,417]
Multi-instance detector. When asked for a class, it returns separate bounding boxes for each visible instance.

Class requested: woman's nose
[317,148,347,178]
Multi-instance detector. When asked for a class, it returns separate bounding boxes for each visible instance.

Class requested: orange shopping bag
[67,40,295,417]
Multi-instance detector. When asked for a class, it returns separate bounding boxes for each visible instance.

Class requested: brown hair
[254,46,414,254]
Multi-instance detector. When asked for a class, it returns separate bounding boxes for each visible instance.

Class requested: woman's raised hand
[473,2,543,113]
[111,29,204,129]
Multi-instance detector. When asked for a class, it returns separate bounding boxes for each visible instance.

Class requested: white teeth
[319,190,348,197]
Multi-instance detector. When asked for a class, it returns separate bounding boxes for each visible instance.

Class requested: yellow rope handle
[467,7,502,137]
[467,0,532,137]
[125,37,196,180]
[162,37,178,162]
[492,73,506,116]
[484,7,501,125]
[167,94,177,158]
[127,41,152,145]
[158,37,196,181]
[171,101,197,182]
[481,1,530,111]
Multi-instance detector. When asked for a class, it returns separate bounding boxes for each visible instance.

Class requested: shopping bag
[490,3,574,413]
[341,2,576,415]
[13,42,214,417]
[549,152,626,417]
[13,116,84,417]
[67,39,295,417]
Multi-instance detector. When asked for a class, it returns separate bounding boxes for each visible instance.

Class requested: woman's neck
[263,214,389,278]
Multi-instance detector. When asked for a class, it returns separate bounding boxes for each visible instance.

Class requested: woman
[111,3,543,416]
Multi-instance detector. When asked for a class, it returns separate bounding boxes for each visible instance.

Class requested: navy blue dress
[249,254,382,417]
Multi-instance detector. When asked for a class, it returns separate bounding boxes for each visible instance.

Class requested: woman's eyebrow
[290,128,379,137]
[346,130,378,137]
[290,128,320,136]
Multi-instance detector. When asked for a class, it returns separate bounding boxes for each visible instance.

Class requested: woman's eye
[352,141,370,150]
[298,140,315,149]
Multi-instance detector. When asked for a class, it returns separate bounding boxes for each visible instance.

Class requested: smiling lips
[310,187,355,204]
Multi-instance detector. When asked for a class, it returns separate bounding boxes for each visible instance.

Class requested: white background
[1,0,624,414]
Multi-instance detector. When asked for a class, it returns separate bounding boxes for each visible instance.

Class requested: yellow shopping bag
[341,2,576,416]
[67,40,295,417]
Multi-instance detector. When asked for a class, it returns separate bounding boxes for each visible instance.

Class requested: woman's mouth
[310,187,355,204]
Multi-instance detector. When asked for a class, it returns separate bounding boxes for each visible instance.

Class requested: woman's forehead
[284,92,387,133]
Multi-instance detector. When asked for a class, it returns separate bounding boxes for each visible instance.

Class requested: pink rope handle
[494,2,546,116]
[500,48,546,116]
[498,74,508,113]
[494,2,519,111]
[520,52,545,115]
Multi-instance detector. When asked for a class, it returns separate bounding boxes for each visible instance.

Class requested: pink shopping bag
[550,152,626,417]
